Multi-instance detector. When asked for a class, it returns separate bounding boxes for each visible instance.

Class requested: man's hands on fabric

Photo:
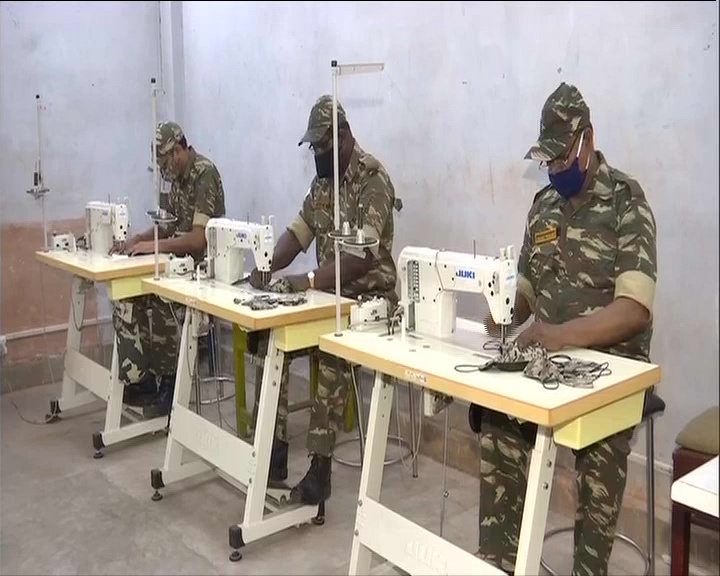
[516,321,568,352]
[128,240,156,256]
[284,274,310,292]
[248,270,310,293]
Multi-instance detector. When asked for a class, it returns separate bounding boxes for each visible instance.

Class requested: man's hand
[285,273,310,293]
[516,322,568,352]
[128,240,156,256]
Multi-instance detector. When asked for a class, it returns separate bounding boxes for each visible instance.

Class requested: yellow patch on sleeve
[534,226,558,246]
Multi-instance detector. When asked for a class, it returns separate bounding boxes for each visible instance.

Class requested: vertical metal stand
[329,61,385,336]
[26,94,51,250]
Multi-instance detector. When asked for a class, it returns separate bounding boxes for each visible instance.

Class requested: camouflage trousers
[111,294,185,385]
[251,331,291,443]
[252,331,350,456]
[477,408,633,576]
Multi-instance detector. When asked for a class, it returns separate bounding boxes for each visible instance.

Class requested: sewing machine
[85,201,130,256]
[398,245,517,339]
[205,217,275,285]
[398,245,518,416]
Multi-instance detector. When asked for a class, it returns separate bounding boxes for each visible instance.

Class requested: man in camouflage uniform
[111,121,226,416]
[478,82,658,576]
[248,95,399,505]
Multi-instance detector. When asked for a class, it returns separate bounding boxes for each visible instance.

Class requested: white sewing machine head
[398,245,517,339]
[85,201,129,256]
[205,216,275,285]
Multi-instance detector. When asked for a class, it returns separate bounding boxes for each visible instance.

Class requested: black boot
[143,374,175,419]
[289,454,331,505]
[123,375,158,407]
[269,439,289,483]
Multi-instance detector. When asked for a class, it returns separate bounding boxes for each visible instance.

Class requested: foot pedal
[266,485,292,507]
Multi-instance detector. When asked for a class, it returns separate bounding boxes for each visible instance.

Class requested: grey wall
[180,0,719,465]
[0,0,162,231]
[0,0,166,325]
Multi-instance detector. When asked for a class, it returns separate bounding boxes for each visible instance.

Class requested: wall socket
[0,335,7,357]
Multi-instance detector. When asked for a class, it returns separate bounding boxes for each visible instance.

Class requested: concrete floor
[1,380,670,575]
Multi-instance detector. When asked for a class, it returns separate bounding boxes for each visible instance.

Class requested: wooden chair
[671,405,719,576]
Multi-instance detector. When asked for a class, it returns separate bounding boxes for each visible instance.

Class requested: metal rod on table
[151,77,161,280]
[32,94,49,250]
[408,383,418,478]
[440,408,450,537]
[350,365,366,467]
[215,324,226,429]
[194,354,202,417]
[332,61,342,336]
[477,432,482,553]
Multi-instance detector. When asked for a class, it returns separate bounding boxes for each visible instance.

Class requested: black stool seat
[643,391,665,419]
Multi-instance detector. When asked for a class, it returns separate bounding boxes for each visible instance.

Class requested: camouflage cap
[155,121,184,156]
[525,82,591,162]
[298,95,347,146]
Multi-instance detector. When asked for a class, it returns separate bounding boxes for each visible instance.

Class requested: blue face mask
[548,132,586,200]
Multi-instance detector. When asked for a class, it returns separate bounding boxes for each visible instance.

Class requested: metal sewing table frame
[319,323,662,576]
[141,276,354,561]
[34,249,170,457]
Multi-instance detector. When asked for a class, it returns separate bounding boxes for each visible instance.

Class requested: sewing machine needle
[501,324,507,346]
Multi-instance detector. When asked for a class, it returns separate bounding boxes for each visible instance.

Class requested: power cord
[4,259,62,425]
[394,377,424,472]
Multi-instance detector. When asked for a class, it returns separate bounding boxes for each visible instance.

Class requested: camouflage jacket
[517,151,657,362]
[288,142,398,303]
[161,147,226,259]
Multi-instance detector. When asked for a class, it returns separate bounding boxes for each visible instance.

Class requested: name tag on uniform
[534,226,558,246]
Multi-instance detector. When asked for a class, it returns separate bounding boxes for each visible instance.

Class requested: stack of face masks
[483,341,611,390]
[237,293,307,311]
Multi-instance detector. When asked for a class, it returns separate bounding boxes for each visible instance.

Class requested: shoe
[468,403,482,433]
[289,454,331,505]
[142,374,175,419]
[269,439,289,483]
[123,376,158,407]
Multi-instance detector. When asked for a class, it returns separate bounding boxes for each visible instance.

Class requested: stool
[540,390,666,576]
[333,367,417,473]
[671,406,719,576]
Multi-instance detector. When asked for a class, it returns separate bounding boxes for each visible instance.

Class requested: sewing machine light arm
[205,217,275,283]
[434,249,517,326]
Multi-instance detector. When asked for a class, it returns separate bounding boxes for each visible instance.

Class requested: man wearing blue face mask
[477,82,658,576]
